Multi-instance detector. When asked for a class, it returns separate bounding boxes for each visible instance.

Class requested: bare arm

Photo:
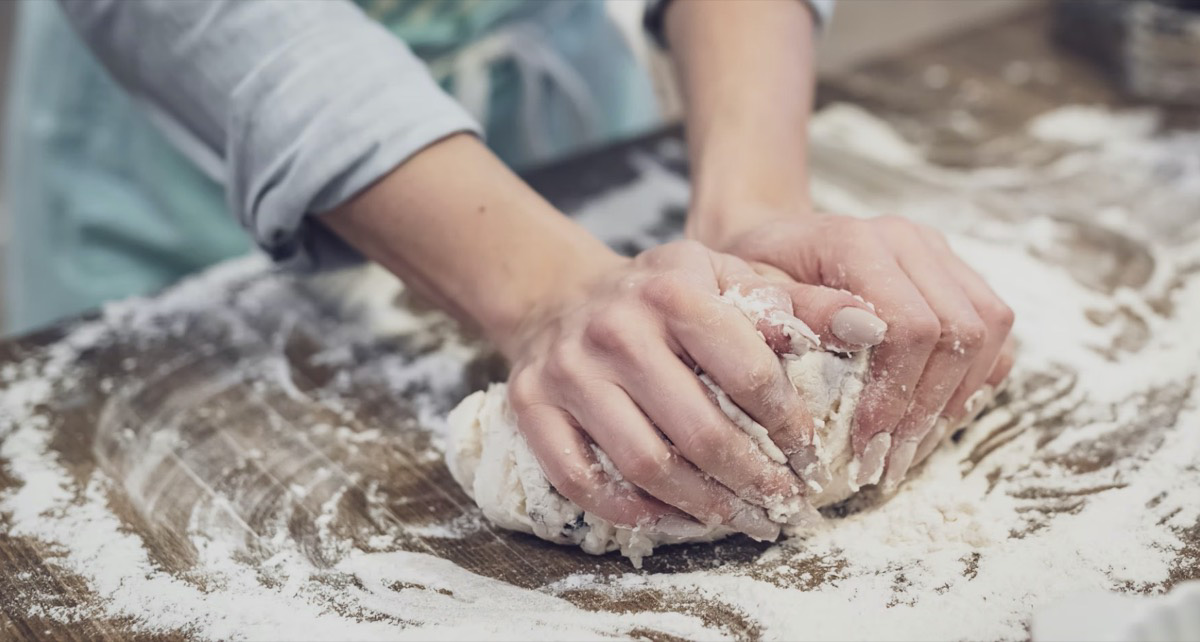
[664,0,1016,490]
[322,134,833,539]
[665,0,818,244]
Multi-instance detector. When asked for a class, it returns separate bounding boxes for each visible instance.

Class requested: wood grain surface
[2,9,1198,641]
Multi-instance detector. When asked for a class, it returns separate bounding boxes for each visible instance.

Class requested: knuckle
[679,423,726,459]
[984,300,1016,331]
[925,227,949,246]
[754,470,797,500]
[620,451,667,488]
[584,310,635,356]
[544,343,586,384]
[943,318,987,356]
[833,216,873,238]
[732,358,781,399]
[646,239,704,266]
[903,313,942,349]
[548,465,591,502]
[507,370,540,411]
[878,214,918,233]
[639,273,694,315]
[671,238,706,255]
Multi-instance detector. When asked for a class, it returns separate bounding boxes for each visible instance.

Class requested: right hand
[496,240,875,540]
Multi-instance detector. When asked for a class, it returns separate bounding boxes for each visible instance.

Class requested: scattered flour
[1027,104,1160,146]
[2,103,1199,640]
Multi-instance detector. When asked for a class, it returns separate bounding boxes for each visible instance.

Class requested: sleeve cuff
[224,14,482,272]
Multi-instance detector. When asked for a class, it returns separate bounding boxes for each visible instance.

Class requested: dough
[446,288,886,565]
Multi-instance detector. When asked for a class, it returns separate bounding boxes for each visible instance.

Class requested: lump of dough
[446,293,878,566]
[446,387,729,562]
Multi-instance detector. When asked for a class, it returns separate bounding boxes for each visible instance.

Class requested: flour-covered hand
[711,214,1015,491]
[496,240,832,540]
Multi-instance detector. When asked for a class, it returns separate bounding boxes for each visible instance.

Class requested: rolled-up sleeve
[59,0,481,270]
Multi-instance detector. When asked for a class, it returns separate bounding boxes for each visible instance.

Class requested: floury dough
[446,289,887,565]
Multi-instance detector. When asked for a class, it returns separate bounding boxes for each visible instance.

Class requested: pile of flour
[2,103,1200,640]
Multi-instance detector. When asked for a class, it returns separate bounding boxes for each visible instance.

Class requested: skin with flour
[445,289,993,565]
[323,1,1014,541]
[665,1,1016,488]
[51,0,1015,550]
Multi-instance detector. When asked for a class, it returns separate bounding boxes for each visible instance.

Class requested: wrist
[484,239,626,358]
[684,119,816,250]
[686,172,815,250]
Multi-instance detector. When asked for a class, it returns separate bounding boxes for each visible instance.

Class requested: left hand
[700,212,1016,491]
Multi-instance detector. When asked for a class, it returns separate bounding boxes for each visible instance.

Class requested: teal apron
[2,0,659,334]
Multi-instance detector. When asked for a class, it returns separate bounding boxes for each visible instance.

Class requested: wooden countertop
[3,8,1198,641]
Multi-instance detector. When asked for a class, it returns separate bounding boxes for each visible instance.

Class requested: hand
[709,213,1016,491]
[496,240,870,540]
[319,135,846,539]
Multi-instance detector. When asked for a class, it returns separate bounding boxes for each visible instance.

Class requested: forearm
[320,134,621,352]
[664,0,819,246]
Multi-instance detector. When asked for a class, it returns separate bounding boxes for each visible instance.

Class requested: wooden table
[3,8,1198,641]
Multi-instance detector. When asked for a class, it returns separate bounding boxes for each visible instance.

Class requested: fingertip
[653,513,713,539]
[855,432,891,487]
[987,338,1017,386]
[913,416,950,466]
[727,504,781,541]
[880,438,917,493]
[831,306,888,347]
[851,402,880,455]
[783,283,885,352]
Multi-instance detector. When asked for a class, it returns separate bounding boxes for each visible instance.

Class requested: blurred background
[0,0,1040,335]
[1,0,11,331]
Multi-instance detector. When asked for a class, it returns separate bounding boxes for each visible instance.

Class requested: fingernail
[729,505,781,542]
[789,447,831,493]
[914,417,950,464]
[786,500,824,529]
[881,439,918,493]
[964,384,995,421]
[832,307,888,347]
[655,514,713,539]
[855,432,891,487]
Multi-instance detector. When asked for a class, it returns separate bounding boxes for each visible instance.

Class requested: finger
[712,255,810,354]
[912,415,951,467]
[988,334,1016,387]
[517,402,702,534]
[833,249,938,463]
[658,280,817,475]
[580,286,815,490]
[738,222,936,484]
[920,228,1016,422]
[911,336,1016,468]
[617,340,808,504]
[778,282,888,352]
[879,231,987,492]
[566,383,780,541]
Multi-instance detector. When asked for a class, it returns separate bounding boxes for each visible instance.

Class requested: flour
[444,301,877,565]
[1027,104,1160,146]
[2,103,1200,640]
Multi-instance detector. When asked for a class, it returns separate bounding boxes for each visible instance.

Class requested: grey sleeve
[643,0,835,48]
[58,0,481,271]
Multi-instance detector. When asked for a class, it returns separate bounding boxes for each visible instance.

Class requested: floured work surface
[3,11,1200,641]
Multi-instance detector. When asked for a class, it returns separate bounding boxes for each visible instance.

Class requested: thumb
[781,283,887,352]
